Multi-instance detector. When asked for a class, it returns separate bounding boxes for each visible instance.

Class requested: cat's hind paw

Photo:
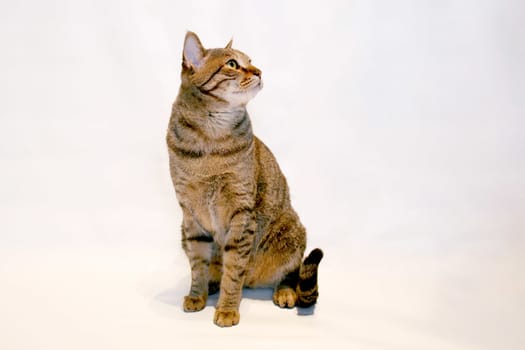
[273,287,297,308]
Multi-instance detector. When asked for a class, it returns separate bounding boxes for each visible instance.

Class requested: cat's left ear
[225,38,233,49]
[183,31,205,69]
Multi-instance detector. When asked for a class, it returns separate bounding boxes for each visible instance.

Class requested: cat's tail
[296,248,324,307]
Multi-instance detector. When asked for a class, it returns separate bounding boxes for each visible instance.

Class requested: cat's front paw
[214,308,240,327]
[273,287,297,308]
[183,295,206,312]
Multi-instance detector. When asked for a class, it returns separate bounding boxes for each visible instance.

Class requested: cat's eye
[226,59,239,69]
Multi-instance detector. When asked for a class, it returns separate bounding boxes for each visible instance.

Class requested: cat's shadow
[207,287,272,305]
[154,284,315,316]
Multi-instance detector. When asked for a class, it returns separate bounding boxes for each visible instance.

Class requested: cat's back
[252,136,292,217]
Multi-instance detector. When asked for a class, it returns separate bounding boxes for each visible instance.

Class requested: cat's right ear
[183,31,205,70]
[225,38,233,49]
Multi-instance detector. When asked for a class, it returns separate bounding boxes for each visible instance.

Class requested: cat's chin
[225,83,262,107]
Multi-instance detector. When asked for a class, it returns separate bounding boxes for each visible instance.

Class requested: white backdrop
[1,1,524,349]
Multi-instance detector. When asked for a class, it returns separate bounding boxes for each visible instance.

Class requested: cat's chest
[198,179,227,235]
[185,175,251,242]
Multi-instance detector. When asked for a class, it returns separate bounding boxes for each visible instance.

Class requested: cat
[166,31,323,327]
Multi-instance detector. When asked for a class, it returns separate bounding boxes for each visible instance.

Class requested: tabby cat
[166,31,323,327]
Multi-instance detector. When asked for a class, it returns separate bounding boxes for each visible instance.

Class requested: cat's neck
[207,108,245,119]
[175,86,252,139]
[203,108,246,137]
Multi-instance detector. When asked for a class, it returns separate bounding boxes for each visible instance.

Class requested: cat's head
[181,31,262,107]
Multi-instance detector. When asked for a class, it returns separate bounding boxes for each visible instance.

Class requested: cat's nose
[250,66,261,77]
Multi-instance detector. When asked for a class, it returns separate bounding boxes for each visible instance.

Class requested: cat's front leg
[214,209,256,327]
[181,216,213,312]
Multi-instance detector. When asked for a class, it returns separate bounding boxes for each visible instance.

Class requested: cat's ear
[225,38,233,49]
[183,31,205,69]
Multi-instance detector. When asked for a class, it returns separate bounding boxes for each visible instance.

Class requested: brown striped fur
[167,32,323,327]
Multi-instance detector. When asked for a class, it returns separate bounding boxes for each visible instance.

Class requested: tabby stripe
[227,275,242,284]
[199,66,224,89]
[199,88,227,102]
[239,247,252,258]
[171,124,183,141]
[171,121,208,145]
[221,288,238,296]
[298,286,319,296]
[189,256,209,264]
[229,231,254,245]
[224,240,253,253]
[226,234,253,245]
[179,116,197,130]
[224,263,248,275]
[297,293,319,307]
[167,132,202,158]
[224,270,246,284]
[206,77,236,92]
[190,257,209,269]
[185,235,214,243]
[298,272,318,291]
[171,142,250,159]
[230,207,252,221]
[231,191,250,197]
[171,144,204,158]
[210,141,251,157]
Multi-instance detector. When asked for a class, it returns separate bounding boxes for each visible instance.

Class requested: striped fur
[167,32,323,327]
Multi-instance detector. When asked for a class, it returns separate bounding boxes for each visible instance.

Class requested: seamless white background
[1,1,524,349]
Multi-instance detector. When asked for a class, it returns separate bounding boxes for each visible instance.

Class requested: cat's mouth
[234,78,263,94]
[251,78,263,91]
[250,80,263,92]
[240,76,262,89]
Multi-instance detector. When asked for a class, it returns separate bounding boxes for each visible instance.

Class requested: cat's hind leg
[245,210,306,307]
